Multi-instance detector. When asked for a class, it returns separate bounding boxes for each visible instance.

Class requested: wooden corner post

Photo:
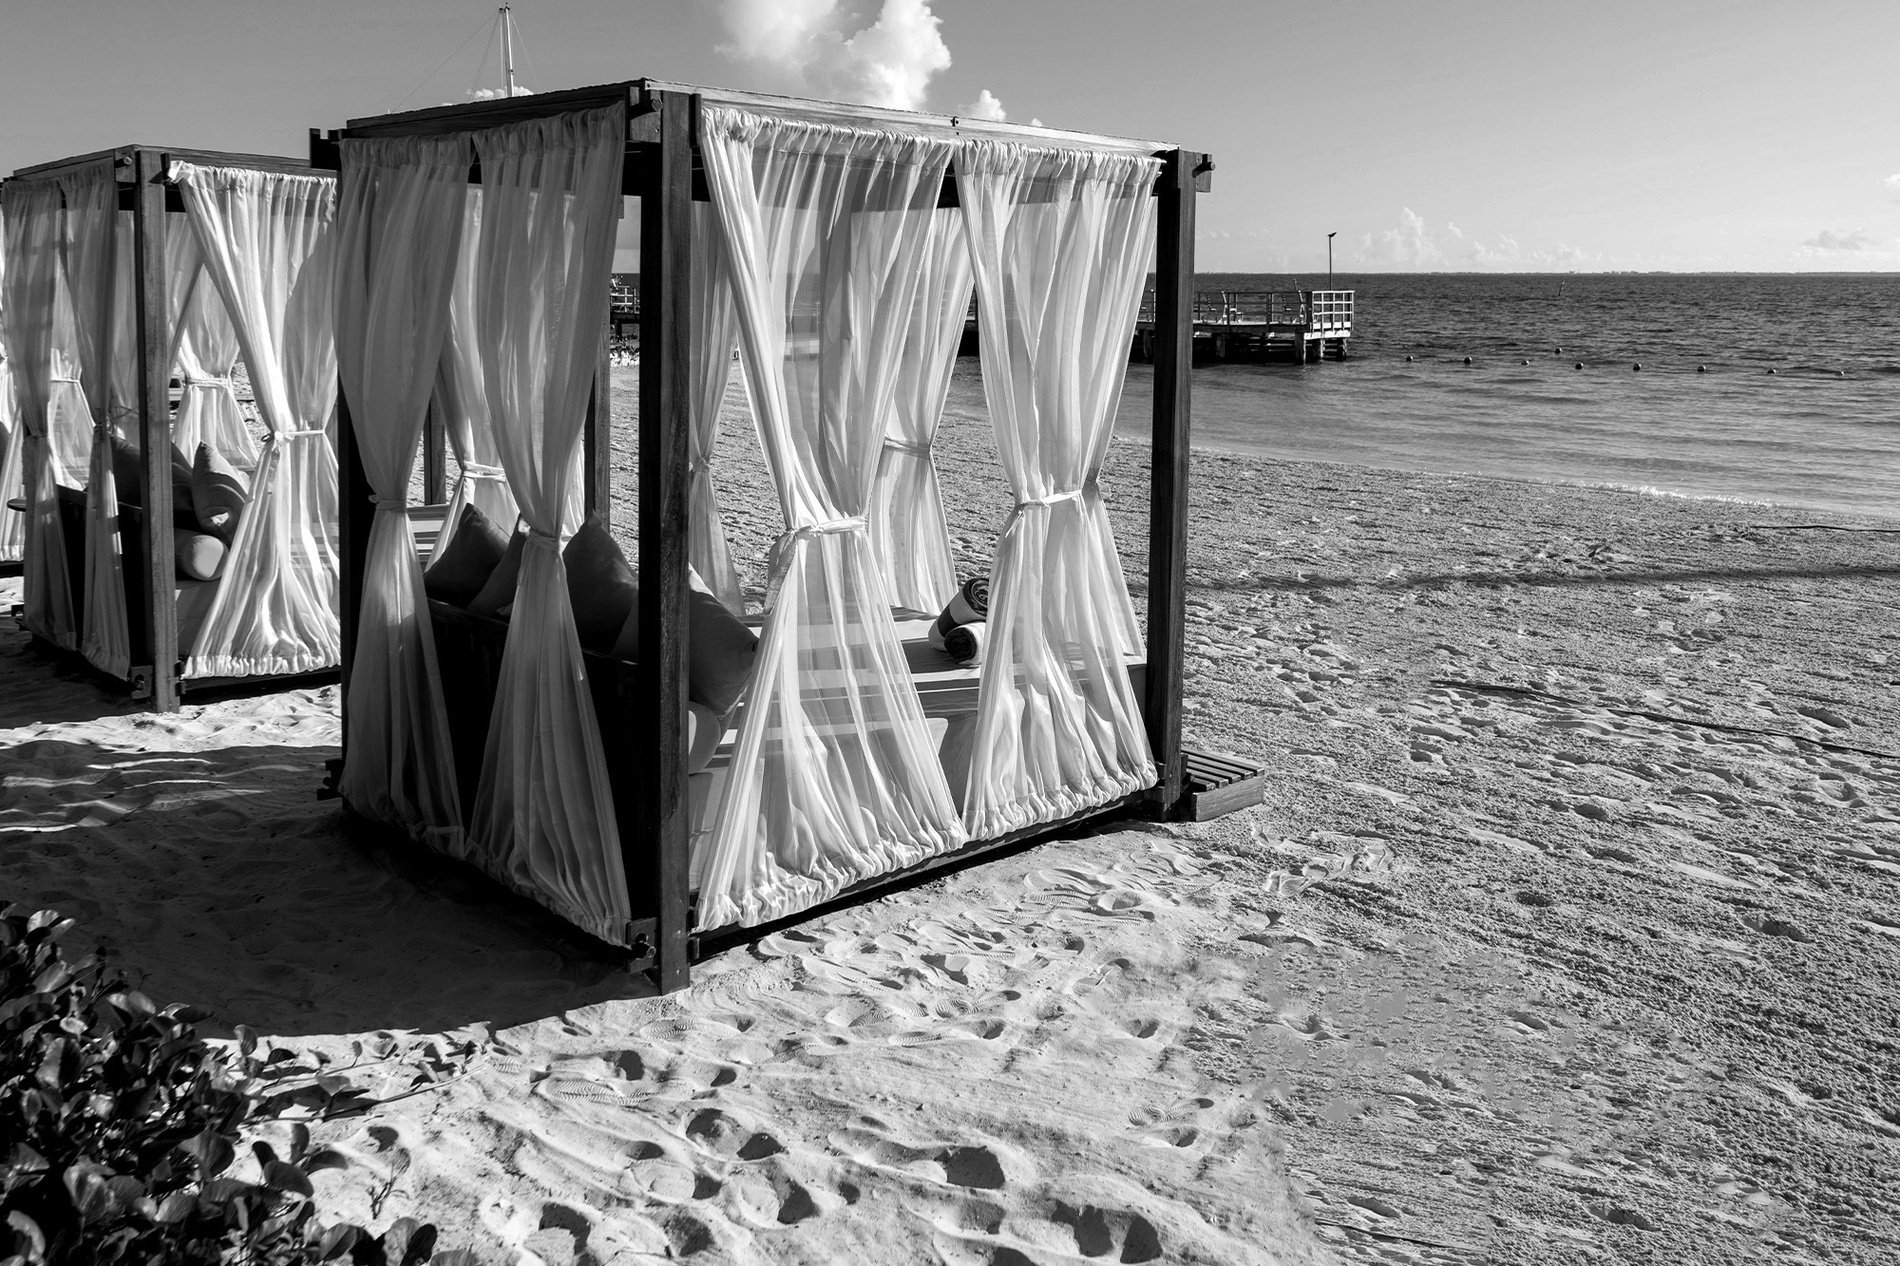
[132,149,179,711]
[1143,149,1200,815]
[631,92,695,992]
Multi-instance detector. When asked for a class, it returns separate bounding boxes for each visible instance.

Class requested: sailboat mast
[501,4,517,97]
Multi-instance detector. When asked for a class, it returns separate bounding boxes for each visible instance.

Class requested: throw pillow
[192,443,251,541]
[609,565,760,715]
[467,523,526,618]
[563,516,640,653]
[423,503,510,607]
[175,529,227,581]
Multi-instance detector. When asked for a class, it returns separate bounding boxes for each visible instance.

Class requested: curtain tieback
[48,374,81,386]
[367,493,409,513]
[787,515,866,543]
[181,374,235,391]
[269,427,328,441]
[882,437,931,457]
[1017,488,1084,510]
[460,461,507,482]
[524,526,562,554]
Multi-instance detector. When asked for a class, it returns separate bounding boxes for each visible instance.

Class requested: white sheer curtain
[1,178,75,644]
[868,206,970,612]
[432,187,518,553]
[171,164,339,677]
[166,221,256,464]
[63,175,132,678]
[0,204,21,565]
[687,199,743,611]
[463,106,631,946]
[335,134,470,852]
[695,107,968,931]
[956,143,1160,838]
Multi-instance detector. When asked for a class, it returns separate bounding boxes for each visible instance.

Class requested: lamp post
[1327,231,1336,288]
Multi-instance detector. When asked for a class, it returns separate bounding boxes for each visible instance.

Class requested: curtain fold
[687,200,743,611]
[956,142,1161,838]
[694,106,968,931]
[334,134,471,853]
[171,164,339,678]
[0,204,21,565]
[63,172,133,679]
[432,186,519,554]
[463,105,632,946]
[868,206,970,612]
[2,177,79,647]
[166,219,257,465]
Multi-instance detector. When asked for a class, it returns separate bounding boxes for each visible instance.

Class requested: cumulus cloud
[1884,173,1900,189]
[711,0,952,111]
[1804,229,1879,251]
[467,85,534,100]
[1350,209,1601,271]
[958,89,1006,121]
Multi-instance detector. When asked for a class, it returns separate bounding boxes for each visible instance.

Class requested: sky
[1,0,1895,273]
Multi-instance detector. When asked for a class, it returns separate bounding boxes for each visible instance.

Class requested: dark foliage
[0,905,472,1266]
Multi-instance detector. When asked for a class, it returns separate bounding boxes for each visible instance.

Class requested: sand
[2,391,1897,1263]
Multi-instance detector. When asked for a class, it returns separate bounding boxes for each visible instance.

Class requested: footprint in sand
[827,1120,1012,1190]
[1051,1202,1164,1262]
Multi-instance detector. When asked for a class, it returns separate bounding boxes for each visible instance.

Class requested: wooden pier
[614,280,1352,367]
[1135,289,1353,363]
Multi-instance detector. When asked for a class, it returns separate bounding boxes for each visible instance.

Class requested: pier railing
[1138,289,1354,331]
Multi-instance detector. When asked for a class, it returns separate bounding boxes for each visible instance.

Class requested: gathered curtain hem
[183,650,340,680]
[693,821,968,932]
[963,761,1158,841]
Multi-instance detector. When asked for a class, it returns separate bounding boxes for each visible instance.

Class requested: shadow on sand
[1,737,648,1039]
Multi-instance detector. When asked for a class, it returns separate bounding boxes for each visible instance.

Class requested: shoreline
[4,419,1898,1261]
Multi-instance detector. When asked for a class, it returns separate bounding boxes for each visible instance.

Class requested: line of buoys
[1697,364,1707,373]
[1520,358,1531,365]
[1574,362,1583,370]
[1462,356,1472,365]
[1766,368,1777,375]
[1632,362,1642,371]
[1405,354,1415,362]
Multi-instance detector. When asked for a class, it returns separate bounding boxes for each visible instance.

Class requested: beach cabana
[318,81,1239,992]
[0,146,338,710]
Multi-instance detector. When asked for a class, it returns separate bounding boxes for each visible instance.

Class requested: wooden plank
[132,148,179,712]
[1142,150,1198,815]
[1184,775,1266,822]
[335,388,374,730]
[344,83,637,137]
[692,792,1149,960]
[583,317,610,518]
[643,79,1174,155]
[422,398,447,506]
[630,91,696,994]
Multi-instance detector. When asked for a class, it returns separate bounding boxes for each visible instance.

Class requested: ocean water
[1102,272,1900,520]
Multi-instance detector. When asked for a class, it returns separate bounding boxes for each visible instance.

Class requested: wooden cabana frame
[318,81,1212,993]
[0,145,326,712]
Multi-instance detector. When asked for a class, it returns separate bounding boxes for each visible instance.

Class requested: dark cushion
[191,443,251,541]
[612,565,760,715]
[111,437,196,521]
[562,517,640,653]
[423,503,510,607]
[467,525,526,618]
[175,529,227,581]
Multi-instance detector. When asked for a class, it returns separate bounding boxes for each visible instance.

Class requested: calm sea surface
[1097,273,1900,521]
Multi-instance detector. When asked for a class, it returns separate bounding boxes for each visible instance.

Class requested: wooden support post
[422,397,447,505]
[132,149,179,712]
[1143,149,1198,816]
[630,92,695,992]
[335,387,374,721]
[584,313,611,520]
